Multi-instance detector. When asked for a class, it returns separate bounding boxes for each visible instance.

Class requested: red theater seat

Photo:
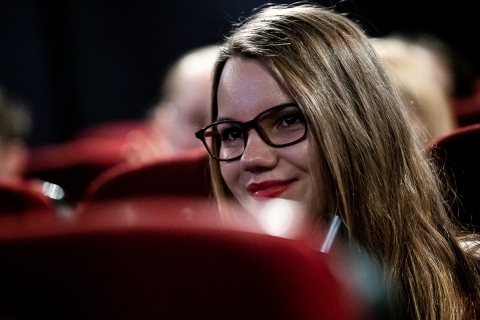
[0,197,371,320]
[24,138,127,204]
[73,120,147,140]
[81,147,211,203]
[24,121,149,205]
[0,179,55,215]
[428,123,480,230]
[452,78,480,127]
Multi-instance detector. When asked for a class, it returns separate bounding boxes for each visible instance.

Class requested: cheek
[282,139,311,172]
[219,161,241,194]
[285,139,327,211]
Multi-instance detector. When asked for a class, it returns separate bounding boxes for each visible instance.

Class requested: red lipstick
[247,179,296,199]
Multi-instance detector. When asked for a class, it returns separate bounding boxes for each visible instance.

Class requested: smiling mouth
[247,179,296,200]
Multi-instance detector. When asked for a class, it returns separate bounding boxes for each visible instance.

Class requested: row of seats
[0,192,378,319]
[1,118,478,319]
[23,120,148,204]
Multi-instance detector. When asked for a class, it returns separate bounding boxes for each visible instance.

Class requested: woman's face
[216,57,325,214]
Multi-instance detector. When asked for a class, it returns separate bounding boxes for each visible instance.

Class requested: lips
[247,179,297,199]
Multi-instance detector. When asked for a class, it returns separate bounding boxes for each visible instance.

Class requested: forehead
[216,57,292,120]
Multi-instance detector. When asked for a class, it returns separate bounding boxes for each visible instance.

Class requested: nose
[240,129,278,172]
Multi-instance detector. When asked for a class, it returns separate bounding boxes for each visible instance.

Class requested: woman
[195,3,480,319]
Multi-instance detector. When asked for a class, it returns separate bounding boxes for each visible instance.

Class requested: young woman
[195,4,480,319]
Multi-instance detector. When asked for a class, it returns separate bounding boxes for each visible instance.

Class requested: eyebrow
[215,116,235,122]
[215,102,296,122]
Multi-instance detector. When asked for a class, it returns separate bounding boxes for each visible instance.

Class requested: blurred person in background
[0,85,60,213]
[402,33,477,102]
[123,44,220,163]
[404,33,480,128]
[371,36,458,144]
[22,45,219,205]
[0,85,32,180]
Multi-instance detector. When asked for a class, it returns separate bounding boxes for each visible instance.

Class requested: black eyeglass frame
[195,103,308,161]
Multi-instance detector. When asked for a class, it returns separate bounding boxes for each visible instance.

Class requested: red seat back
[0,197,372,320]
[73,120,147,140]
[0,179,55,215]
[24,138,127,204]
[24,121,149,204]
[428,123,480,230]
[82,147,211,203]
[452,78,480,127]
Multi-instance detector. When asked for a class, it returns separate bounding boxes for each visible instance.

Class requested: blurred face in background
[124,46,218,163]
[159,64,213,151]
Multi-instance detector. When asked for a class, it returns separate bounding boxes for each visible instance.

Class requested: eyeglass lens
[202,105,306,160]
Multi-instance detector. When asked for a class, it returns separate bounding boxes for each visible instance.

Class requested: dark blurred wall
[1,0,479,147]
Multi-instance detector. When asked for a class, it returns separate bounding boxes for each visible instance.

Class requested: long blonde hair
[209,4,480,319]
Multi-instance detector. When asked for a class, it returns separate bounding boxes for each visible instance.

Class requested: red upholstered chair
[0,178,55,215]
[73,120,147,140]
[80,147,211,204]
[24,138,127,204]
[452,78,480,127]
[0,197,373,320]
[24,121,148,205]
[428,123,480,230]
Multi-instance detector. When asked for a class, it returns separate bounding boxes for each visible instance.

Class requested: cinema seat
[81,147,211,203]
[73,120,147,140]
[452,78,480,127]
[0,179,55,215]
[428,123,480,230]
[0,197,372,320]
[24,121,149,205]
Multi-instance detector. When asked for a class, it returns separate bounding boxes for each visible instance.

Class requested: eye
[278,112,305,128]
[220,126,243,142]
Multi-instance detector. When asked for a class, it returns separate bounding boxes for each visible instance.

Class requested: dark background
[1,0,479,148]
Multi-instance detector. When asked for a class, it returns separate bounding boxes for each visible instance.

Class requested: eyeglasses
[195,103,307,161]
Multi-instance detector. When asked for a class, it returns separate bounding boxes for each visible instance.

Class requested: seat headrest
[428,123,480,229]
[82,147,211,202]
[0,179,54,214]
